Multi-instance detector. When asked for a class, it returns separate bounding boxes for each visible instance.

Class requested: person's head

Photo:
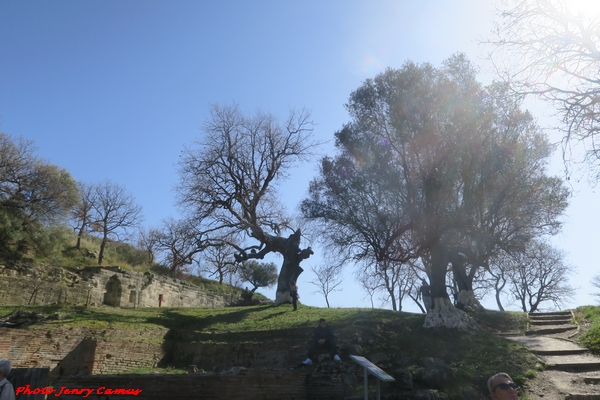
[319,318,327,328]
[0,359,12,379]
[488,373,518,400]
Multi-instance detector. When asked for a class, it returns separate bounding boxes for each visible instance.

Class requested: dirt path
[507,312,600,399]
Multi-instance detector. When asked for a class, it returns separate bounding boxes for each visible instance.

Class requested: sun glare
[564,0,600,17]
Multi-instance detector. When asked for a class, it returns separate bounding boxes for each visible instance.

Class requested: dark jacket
[312,324,335,343]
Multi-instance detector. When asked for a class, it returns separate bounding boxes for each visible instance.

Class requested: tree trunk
[98,236,107,265]
[423,297,479,331]
[273,230,313,305]
[494,287,505,311]
[456,289,485,311]
[408,294,427,313]
[451,260,485,311]
[423,243,478,330]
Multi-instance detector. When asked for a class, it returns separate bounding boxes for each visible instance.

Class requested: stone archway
[103,275,122,307]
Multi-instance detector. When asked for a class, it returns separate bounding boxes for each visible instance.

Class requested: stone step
[565,394,600,400]
[529,311,572,316]
[526,326,578,335]
[530,313,572,320]
[530,319,573,326]
[529,312,572,319]
[583,377,600,385]
[543,355,600,372]
[533,348,589,356]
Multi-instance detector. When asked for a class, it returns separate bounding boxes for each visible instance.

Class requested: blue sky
[1,0,597,311]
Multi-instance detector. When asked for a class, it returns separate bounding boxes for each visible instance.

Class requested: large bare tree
[177,104,318,305]
[91,180,143,265]
[486,0,600,180]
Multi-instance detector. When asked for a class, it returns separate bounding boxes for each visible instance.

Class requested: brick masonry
[49,370,315,400]
[0,327,168,381]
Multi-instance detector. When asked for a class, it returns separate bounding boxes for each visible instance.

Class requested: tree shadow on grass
[146,306,269,332]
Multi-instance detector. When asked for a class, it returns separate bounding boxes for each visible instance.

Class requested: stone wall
[50,370,314,400]
[0,327,168,382]
[0,266,239,309]
[0,327,347,400]
[168,329,311,370]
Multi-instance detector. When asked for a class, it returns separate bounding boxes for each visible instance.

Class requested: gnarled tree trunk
[424,297,478,331]
[273,230,313,305]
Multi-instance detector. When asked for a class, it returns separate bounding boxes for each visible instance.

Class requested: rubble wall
[0,266,238,308]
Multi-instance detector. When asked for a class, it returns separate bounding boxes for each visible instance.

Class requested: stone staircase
[507,311,600,399]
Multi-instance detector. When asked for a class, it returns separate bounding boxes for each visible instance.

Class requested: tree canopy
[0,133,79,260]
[302,54,569,329]
[487,0,600,180]
[176,103,318,305]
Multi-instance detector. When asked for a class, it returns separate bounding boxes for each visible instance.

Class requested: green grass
[0,303,547,398]
[114,366,188,375]
[575,305,600,353]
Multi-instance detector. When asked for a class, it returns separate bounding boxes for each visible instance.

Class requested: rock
[341,342,361,356]
[394,368,414,389]
[0,310,47,328]
[369,352,391,364]
[396,356,416,367]
[462,386,482,400]
[47,313,71,320]
[417,358,456,389]
[390,389,448,400]
[343,373,358,386]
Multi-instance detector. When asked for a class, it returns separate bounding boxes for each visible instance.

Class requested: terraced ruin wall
[0,327,346,400]
[0,327,169,381]
[0,265,238,308]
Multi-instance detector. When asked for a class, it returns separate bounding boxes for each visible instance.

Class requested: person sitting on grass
[302,318,341,365]
[488,372,518,400]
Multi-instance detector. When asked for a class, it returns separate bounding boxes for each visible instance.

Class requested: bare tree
[90,180,143,265]
[200,242,238,284]
[506,240,575,312]
[483,250,516,312]
[177,103,319,305]
[308,264,343,308]
[137,227,161,264]
[151,217,205,275]
[486,0,600,180]
[357,268,381,309]
[590,274,600,303]
[71,182,97,250]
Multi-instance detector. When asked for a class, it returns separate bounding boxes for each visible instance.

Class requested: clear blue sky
[1,0,597,311]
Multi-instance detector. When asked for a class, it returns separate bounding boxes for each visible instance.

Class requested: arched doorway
[103,275,122,307]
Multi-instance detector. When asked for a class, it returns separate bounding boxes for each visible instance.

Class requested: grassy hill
[0,303,553,398]
[3,228,600,397]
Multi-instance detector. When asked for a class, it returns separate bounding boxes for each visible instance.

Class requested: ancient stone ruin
[0,265,237,308]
